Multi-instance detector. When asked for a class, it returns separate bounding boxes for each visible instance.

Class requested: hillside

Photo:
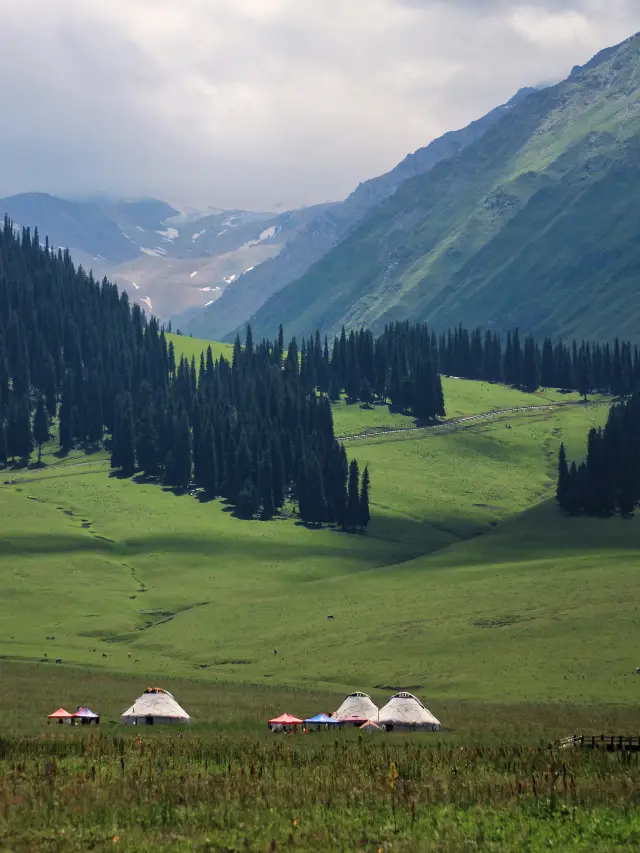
[247,33,640,345]
[186,89,538,341]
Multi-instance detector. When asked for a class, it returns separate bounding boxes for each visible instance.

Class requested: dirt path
[337,400,608,442]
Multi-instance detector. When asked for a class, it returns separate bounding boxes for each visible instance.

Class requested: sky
[0,0,639,212]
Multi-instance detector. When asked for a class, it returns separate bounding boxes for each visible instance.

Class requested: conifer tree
[7,395,32,462]
[237,478,259,519]
[346,458,360,531]
[136,400,159,478]
[258,451,275,520]
[0,419,6,467]
[172,411,192,489]
[32,394,49,464]
[556,442,570,507]
[359,465,371,530]
[270,436,286,509]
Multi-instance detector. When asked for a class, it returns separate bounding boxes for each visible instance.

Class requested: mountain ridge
[185,88,539,341]
[245,33,640,344]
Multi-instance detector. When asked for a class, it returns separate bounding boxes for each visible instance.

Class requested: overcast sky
[0,0,638,211]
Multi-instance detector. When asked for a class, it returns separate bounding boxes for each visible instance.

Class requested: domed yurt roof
[120,687,190,723]
[334,691,379,721]
[378,692,440,728]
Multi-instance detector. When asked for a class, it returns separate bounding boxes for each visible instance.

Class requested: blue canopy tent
[303,713,342,728]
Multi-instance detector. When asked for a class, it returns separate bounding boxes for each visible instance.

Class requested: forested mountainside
[187,89,538,342]
[246,33,640,345]
[0,221,369,528]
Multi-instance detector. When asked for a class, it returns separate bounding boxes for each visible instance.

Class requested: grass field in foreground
[1,370,633,705]
[1,663,639,852]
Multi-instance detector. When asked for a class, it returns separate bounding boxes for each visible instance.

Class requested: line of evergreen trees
[0,219,370,530]
[556,393,640,516]
[298,322,640,417]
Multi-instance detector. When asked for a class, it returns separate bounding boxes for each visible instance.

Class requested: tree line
[0,219,369,530]
[297,322,640,418]
[556,393,640,517]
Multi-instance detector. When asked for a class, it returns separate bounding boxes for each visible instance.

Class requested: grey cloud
[0,0,639,211]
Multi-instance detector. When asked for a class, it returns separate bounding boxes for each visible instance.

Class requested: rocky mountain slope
[246,33,640,345]
[186,89,538,340]
[0,192,328,319]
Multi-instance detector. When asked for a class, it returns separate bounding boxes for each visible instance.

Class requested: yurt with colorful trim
[120,688,190,726]
[377,692,441,731]
[334,692,379,723]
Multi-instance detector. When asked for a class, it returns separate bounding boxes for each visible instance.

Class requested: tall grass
[1,731,638,851]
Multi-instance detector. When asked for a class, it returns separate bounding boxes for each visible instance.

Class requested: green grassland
[2,365,633,709]
[1,664,639,853]
[166,332,233,364]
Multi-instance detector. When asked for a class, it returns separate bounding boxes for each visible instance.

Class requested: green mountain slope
[196,88,538,342]
[248,33,640,344]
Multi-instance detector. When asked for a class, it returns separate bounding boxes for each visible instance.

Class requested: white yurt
[377,692,440,731]
[334,691,379,722]
[120,687,191,726]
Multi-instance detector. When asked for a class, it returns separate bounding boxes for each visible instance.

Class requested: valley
[0,335,631,705]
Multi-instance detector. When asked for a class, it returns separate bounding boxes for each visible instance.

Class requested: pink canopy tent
[47,708,73,724]
[268,713,303,726]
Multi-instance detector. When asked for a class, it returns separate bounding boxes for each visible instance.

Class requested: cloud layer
[0,0,638,210]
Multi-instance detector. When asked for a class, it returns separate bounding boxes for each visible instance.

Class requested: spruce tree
[556,443,570,507]
[0,419,6,467]
[119,403,136,478]
[359,465,371,529]
[173,411,192,489]
[346,458,360,531]
[258,451,275,520]
[237,478,259,519]
[7,396,32,462]
[32,395,49,464]
[136,400,159,478]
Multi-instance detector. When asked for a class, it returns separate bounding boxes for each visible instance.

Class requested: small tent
[378,692,440,731]
[268,713,303,731]
[303,713,342,728]
[120,687,190,726]
[73,707,100,725]
[359,720,383,733]
[47,708,73,725]
[334,692,379,723]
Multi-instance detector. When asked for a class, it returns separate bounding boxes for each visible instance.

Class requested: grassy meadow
[1,663,639,852]
[0,359,630,703]
[1,336,639,850]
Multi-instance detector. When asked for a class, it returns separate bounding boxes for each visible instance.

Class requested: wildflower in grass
[113,835,119,843]
[388,761,398,790]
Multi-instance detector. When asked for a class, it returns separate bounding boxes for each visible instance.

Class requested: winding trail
[337,400,607,442]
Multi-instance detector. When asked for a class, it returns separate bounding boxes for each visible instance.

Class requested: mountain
[0,192,143,263]
[186,88,539,341]
[0,192,329,320]
[247,33,640,345]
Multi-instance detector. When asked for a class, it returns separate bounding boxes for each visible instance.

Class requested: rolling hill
[187,88,539,341]
[246,33,640,345]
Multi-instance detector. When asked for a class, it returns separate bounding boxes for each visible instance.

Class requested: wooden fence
[557,734,640,752]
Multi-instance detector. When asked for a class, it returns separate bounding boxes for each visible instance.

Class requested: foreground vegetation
[1,663,638,852]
